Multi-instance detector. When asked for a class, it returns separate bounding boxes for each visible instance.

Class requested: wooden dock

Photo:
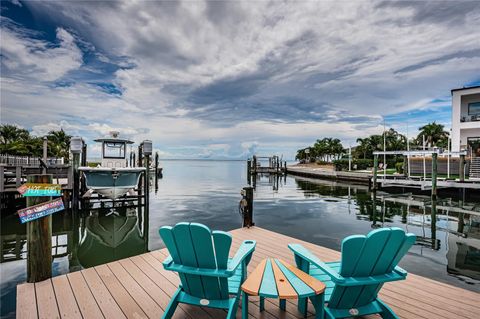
[17,227,480,319]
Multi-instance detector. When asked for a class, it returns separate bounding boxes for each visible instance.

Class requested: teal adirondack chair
[159,222,256,319]
[289,227,416,319]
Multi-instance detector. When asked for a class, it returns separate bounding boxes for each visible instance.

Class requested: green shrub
[333,158,405,171]
[333,159,373,171]
[395,162,404,174]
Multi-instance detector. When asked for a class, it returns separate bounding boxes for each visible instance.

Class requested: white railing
[460,114,480,122]
[0,154,64,166]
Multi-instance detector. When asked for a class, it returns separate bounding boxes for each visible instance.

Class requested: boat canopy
[94,138,134,144]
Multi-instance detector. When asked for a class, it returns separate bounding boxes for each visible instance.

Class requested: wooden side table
[241,258,326,318]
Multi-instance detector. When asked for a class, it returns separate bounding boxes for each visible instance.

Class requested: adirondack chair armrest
[163,255,173,268]
[288,243,344,283]
[393,265,407,276]
[226,240,256,275]
[162,255,232,277]
[339,269,407,286]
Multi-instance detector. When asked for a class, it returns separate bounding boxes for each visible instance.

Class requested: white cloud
[1,24,83,81]
[2,1,480,159]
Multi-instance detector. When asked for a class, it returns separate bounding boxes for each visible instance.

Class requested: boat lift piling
[70,137,84,211]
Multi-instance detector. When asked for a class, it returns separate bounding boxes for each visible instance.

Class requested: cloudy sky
[1,0,479,159]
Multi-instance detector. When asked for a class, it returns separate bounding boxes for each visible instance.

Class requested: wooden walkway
[17,227,480,319]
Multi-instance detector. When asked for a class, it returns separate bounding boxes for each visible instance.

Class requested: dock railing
[0,154,64,166]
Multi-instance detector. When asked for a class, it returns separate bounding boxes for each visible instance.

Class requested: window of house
[468,102,480,115]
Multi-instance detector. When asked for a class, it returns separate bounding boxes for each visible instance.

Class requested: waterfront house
[451,86,480,157]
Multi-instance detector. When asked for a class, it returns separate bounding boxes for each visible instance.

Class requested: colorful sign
[17,183,62,197]
[17,198,65,224]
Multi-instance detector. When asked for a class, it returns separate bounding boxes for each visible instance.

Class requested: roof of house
[451,85,480,94]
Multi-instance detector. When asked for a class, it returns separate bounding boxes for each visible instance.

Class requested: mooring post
[253,156,257,174]
[72,152,80,210]
[144,154,150,201]
[373,154,379,191]
[15,166,21,187]
[141,140,152,201]
[432,152,438,199]
[155,151,159,189]
[459,154,465,182]
[247,159,252,178]
[242,186,254,227]
[42,137,48,174]
[27,174,53,282]
[403,155,408,177]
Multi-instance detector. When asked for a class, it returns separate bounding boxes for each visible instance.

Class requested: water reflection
[1,160,480,318]
[291,176,480,285]
[76,205,148,268]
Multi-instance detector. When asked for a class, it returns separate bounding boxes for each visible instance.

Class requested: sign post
[24,174,58,282]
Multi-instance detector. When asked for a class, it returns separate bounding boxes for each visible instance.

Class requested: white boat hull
[79,167,145,200]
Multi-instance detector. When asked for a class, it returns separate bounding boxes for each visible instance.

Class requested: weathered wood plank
[16,283,38,319]
[66,271,104,319]
[51,275,82,319]
[82,267,125,319]
[95,264,147,319]
[107,261,161,318]
[34,280,59,319]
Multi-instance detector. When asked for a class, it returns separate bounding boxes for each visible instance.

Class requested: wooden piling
[144,154,150,201]
[72,151,81,210]
[372,154,379,191]
[0,166,4,192]
[242,186,254,227]
[15,166,21,187]
[42,137,48,174]
[27,174,52,282]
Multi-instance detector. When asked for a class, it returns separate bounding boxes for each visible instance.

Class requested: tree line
[296,122,449,162]
[0,124,71,160]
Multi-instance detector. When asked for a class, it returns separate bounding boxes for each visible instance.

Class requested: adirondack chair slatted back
[329,227,415,309]
[159,222,232,300]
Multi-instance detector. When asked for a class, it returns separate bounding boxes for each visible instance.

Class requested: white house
[451,86,480,157]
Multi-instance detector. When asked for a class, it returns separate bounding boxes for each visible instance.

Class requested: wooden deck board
[16,283,37,319]
[34,279,60,319]
[66,271,104,319]
[16,226,480,319]
[51,275,82,319]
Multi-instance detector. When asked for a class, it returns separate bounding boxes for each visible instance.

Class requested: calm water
[1,160,480,317]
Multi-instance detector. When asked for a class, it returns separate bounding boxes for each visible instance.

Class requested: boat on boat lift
[79,131,147,200]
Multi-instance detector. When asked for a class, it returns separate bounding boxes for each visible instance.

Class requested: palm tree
[47,129,71,159]
[355,138,370,159]
[0,124,31,155]
[416,122,449,148]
